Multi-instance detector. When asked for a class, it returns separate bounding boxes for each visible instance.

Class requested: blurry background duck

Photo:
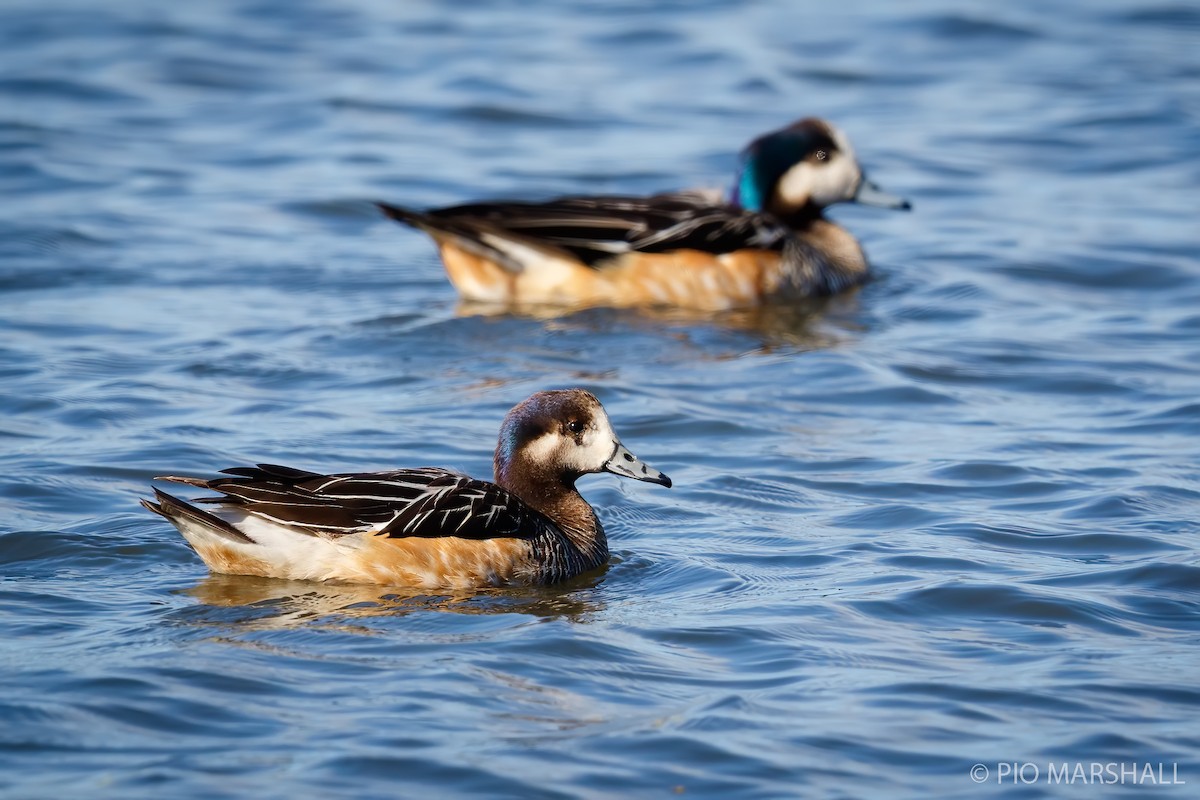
[379,117,910,311]
[142,390,671,590]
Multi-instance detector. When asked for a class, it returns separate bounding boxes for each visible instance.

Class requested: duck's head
[494,389,672,491]
[731,117,911,219]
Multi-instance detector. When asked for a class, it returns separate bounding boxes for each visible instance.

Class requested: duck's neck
[731,158,827,228]
[495,457,607,562]
[764,200,825,229]
[780,221,869,295]
[730,191,827,231]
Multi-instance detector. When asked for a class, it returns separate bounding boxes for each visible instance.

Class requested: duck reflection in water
[181,570,608,630]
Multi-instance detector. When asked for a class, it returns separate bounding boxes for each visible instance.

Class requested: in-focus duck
[378,117,910,311]
[141,390,671,589]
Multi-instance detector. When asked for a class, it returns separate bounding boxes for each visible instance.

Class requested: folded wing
[380,191,790,272]
[163,464,543,540]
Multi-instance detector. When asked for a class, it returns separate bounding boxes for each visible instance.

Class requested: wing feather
[174,465,541,541]
[417,192,791,268]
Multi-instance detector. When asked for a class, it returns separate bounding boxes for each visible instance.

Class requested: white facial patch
[573,409,619,474]
[773,129,863,210]
[521,407,619,475]
[523,430,566,467]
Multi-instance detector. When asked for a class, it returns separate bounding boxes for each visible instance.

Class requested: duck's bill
[604,442,672,488]
[853,177,912,210]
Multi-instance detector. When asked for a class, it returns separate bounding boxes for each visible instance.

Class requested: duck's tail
[141,487,253,544]
[375,201,531,275]
[376,201,430,229]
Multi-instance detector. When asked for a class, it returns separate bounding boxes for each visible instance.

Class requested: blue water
[2,0,1199,797]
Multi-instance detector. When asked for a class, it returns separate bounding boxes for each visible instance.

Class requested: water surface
[2,0,1198,797]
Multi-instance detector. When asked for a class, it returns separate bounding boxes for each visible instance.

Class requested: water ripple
[2,0,1198,796]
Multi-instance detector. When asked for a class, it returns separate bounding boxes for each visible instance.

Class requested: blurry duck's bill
[604,442,672,488]
[853,177,911,210]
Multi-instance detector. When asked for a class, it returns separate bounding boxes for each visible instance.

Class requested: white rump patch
[177,507,367,582]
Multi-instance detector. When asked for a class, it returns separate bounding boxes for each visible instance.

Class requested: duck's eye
[567,420,585,434]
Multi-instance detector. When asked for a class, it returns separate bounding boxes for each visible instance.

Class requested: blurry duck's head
[495,390,671,490]
[731,118,911,218]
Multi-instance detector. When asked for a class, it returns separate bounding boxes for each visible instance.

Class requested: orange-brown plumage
[349,535,530,588]
[439,241,788,310]
[190,539,275,578]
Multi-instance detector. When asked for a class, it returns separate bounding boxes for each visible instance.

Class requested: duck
[141,390,671,589]
[377,117,910,311]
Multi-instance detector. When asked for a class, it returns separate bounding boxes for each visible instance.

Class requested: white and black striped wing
[420,191,791,268]
[373,475,539,540]
[184,464,542,540]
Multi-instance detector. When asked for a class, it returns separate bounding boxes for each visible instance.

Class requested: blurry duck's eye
[567,420,585,434]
